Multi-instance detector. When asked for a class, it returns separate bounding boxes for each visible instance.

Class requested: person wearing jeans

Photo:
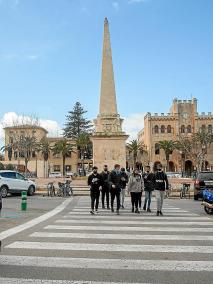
[154,164,169,216]
[120,168,128,209]
[143,165,155,212]
[127,169,144,214]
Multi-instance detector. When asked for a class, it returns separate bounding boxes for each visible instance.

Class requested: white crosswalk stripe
[1,196,213,283]
[44,224,213,232]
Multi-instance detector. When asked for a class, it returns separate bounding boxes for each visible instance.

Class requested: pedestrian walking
[154,164,169,216]
[127,168,144,214]
[108,164,123,215]
[88,166,103,215]
[100,165,110,209]
[120,167,128,209]
[143,165,155,212]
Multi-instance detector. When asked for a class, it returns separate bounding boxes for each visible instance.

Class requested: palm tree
[158,140,176,171]
[18,135,37,175]
[38,138,52,178]
[175,136,192,176]
[127,140,145,168]
[52,139,75,176]
[76,133,91,176]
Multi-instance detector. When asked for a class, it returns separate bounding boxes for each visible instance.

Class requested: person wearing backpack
[154,164,169,216]
[88,166,103,214]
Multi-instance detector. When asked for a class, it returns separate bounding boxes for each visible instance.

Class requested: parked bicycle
[47,182,55,197]
[57,180,73,197]
[180,183,190,199]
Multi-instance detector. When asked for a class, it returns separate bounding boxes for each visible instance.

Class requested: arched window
[161,125,165,133]
[187,125,192,133]
[154,125,159,134]
[155,143,160,155]
[181,125,185,133]
[208,125,212,133]
[167,125,172,133]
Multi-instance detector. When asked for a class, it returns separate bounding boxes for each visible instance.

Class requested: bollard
[21,191,27,211]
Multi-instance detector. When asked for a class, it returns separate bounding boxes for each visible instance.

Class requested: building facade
[138,98,213,174]
[3,125,93,177]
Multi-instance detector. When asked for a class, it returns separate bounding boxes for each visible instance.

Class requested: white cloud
[0,53,40,61]
[0,112,62,145]
[123,113,145,141]
[128,0,149,4]
[112,1,119,11]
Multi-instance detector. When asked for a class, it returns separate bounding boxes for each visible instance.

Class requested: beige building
[3,125,92,177]
[138,98,213,174]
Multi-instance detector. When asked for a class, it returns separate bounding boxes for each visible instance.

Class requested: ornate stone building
[138,98,213,174]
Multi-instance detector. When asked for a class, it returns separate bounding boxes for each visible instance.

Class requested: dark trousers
[90,190,100,210]
[130,192,140,209]
[138,191,142,208]
[101,186,110,208]
[111,190,120,211]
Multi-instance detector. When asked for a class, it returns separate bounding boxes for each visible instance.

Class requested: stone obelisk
[92,18,128,170]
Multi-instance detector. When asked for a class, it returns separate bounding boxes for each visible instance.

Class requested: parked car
[194,171,213,200]
[49,172,62,178]
[166,172,182,178]
[0,170,36,198]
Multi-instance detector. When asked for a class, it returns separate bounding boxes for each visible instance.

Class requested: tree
[52,139,75,176]
[76,133,91,175]
[127,140,145,168]
[191,130,213,171]
[38,138,52,178]
[0,162,4,170]
[18,135,37,175]
[158,140,176,171]
[64,102,93,138]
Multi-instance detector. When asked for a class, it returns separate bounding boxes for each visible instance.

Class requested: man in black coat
[142,165,155,212]
[100,165,110,209]
[108,164,123,215]
[88,166,103,214]
[154,164,169,216]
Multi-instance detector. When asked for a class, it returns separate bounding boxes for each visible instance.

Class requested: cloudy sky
[0,0,213,143]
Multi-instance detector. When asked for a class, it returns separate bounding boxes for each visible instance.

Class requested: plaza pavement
[0,196,213,284]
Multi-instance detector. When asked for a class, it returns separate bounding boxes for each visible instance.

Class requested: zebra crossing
[0,196,213,284]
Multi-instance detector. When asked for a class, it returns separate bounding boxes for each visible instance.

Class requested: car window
[0,172,16,179]
[16,173,26,180]
[199,173,213,180]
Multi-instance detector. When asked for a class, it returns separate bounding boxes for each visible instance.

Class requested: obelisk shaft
[99,18,118,116]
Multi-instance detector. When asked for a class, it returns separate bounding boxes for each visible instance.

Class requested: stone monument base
[92,134,128,171]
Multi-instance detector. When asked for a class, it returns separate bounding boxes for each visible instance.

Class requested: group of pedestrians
[88,163,169,216]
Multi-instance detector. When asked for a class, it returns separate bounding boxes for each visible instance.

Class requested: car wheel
[1,186,8,198]
[28,185,35,196]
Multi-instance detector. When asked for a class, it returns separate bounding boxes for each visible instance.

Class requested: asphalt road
[0,195,213,284]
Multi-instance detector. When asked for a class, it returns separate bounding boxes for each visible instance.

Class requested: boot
[159,210,163,216]
[156,211,160,216]
[111,207,114,213]
[132,207,134,213]
[143,205,146,211]
[147,208,151,212]
[116,210,120,215]
[135,208,140,214]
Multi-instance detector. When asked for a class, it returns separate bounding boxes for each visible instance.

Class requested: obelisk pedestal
[92,18,128,171]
